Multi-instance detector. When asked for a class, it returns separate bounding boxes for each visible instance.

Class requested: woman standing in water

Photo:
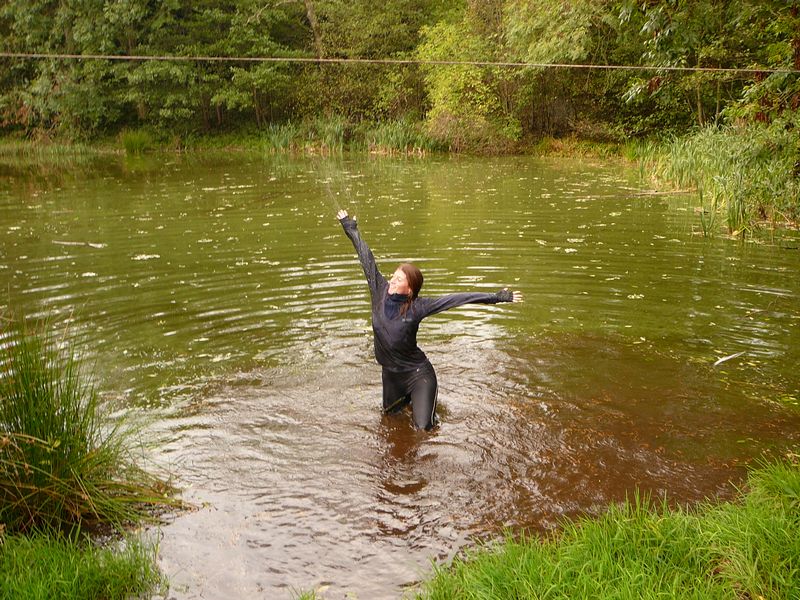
[337,209,522,430]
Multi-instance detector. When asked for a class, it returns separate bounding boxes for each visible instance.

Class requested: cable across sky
[1,51,798,75]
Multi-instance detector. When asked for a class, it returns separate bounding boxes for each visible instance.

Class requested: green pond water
[1,153,799,598]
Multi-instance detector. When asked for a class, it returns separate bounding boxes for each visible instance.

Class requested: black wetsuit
[339,216,511,430]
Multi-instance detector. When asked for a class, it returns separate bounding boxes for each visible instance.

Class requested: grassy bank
[0,531,165,600]
[413,457,799,600]
[0,312,177,598]
[634,119,800,236]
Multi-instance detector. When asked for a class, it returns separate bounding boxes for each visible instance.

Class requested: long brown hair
[398,262,423,317]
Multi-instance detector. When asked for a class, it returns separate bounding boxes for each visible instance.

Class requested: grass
[530,135,625,159]
[261,116,347,155]
[635,119,800,236]
[0,530,166,600]
[356,119,443,155]
[120,128,155,155]
[0,312,176,534]
[0,139,109,171]
[261,117,443,156]
[414,457,800,599]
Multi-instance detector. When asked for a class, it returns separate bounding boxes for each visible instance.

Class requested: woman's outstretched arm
[416,287,522,319]
[337,209,387,297]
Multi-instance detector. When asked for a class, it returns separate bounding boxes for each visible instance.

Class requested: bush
[0,313,175,534]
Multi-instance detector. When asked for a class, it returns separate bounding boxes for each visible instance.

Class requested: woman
[337,209,522,430]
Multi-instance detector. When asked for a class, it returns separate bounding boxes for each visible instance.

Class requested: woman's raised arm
[337,209,387,297]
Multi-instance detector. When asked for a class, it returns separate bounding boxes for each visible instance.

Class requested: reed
[0,313,175,534]
[643,120,800,235]
[307,115,347,154]
[416,458,800,599]
[0,139,103,170]
[262,122,301,153]
[358,119,441,155]
[120,129,155,155]
[0,531,166,600]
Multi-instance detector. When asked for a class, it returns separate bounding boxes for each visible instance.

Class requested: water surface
[1,154,799,598]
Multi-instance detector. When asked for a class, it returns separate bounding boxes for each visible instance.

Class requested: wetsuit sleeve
[339,216,387,296]
[416,291,505,319]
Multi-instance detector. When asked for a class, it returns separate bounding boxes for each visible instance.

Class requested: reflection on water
[1,155,799,598]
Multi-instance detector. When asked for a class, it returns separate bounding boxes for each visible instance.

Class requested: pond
[1,153,799,599]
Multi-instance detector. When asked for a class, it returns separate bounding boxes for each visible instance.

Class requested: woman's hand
[337,209,355,221]
[497,287,523,303]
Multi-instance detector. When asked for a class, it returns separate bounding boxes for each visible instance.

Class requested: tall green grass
[416,458,800,599]
[260,117,442,155]
[357,119,442,155]
[120,129,155,155]
[0,531,166,600]
[0,139,104,170]
[0,313,175,534]
[637,119,800,236]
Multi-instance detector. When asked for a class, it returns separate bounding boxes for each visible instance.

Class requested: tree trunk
[254,88,262,128]
[302,0,323,59]
[793,6,800,110]
[696,84,704,127]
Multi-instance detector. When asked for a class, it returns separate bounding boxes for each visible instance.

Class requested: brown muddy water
[1,154,799,598]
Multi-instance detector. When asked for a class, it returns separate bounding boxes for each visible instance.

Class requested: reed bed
[261,116,347,155]
[357,119,442,155]
[260,117,442,156]
[0,139,105,170]
[637,120,800,236]
[416,458,800,600]
[120,128,155,155]
[0,314,175,534]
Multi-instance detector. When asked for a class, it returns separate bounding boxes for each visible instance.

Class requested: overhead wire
[1,51,798,75]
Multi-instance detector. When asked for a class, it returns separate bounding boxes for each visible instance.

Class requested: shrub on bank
[0,313,175,534]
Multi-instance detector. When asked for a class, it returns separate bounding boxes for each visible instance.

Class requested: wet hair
[398,262,423,316]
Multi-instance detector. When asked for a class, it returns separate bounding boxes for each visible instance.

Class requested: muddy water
[1,154,799,598]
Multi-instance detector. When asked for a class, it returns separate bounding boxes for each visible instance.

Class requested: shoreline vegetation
[411,456,800,600]
[0,312,178,599]
[2,117,799,237]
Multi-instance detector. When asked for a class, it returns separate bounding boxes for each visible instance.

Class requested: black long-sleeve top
[340,216,507,372]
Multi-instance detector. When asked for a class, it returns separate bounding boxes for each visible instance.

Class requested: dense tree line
[0,0,798,148]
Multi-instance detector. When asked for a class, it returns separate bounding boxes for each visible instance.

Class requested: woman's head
[389,263,423,299]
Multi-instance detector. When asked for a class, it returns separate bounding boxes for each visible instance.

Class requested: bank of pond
[3,458,796,599]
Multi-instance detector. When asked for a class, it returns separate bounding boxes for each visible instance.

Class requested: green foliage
[0,531,166,600]
[259,117,441,155]
[0,313,176,534]
[504,0,601,65]
[417,14,521,153]
[357,119,443,154]
[0,0,797,155]
[416,458,800,599]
